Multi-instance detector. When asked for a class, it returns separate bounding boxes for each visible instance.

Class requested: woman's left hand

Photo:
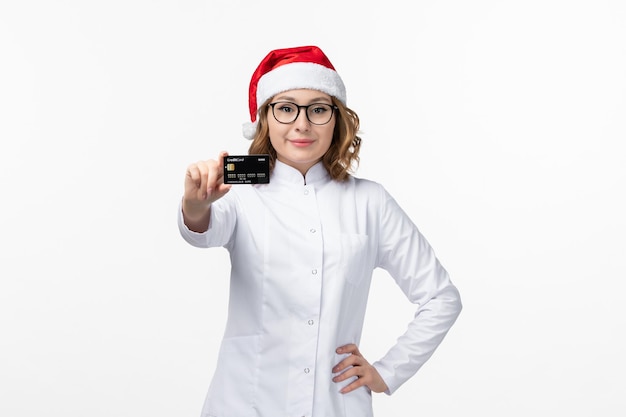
[332,344,389,394]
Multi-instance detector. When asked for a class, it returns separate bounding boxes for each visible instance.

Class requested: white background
[1,1,625,416]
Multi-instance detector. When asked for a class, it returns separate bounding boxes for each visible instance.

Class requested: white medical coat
[178,160,462,417]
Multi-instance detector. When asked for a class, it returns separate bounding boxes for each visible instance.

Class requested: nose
[293,108,311,131]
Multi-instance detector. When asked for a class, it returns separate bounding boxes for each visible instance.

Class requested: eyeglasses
[268,101,337,125]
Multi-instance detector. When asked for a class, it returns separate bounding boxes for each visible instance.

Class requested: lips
[289,139,315,147]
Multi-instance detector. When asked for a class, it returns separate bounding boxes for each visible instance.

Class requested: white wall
[1,1,624,416]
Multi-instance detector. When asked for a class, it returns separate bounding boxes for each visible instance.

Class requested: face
[267,89,335,176]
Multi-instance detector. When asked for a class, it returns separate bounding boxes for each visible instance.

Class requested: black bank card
[223,155,270,184]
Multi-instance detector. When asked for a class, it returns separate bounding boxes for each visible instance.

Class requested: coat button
[304,368,310,373]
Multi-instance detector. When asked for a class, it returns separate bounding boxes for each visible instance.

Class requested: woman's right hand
[182,150,232,232]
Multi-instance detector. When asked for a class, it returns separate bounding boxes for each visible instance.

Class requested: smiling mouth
[289,139,315,147]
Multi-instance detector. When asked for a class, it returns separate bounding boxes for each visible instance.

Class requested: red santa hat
[242,45,347,140]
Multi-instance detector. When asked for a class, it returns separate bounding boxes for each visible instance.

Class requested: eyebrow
[273,94,333,104]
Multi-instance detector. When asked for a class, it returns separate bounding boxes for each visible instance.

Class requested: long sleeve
[177,194,238,249]
[372,187,462,394]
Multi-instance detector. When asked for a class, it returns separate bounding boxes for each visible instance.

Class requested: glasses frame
[268,101,338,125]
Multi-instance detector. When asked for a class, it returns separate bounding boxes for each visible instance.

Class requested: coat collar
[271,160,331,186]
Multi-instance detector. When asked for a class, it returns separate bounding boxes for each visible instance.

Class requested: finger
[332,365,361,383]
[336,344,361,356]
[212,151,229,187]
[332,354,363,373]
[186,163,201,188]
[208,151,231,192]
[339,376,367,394]
[209,162,229,197]
[217,150,229,171]
[185,163,207,200]
[196,161,210,199]
[216,182,232,195]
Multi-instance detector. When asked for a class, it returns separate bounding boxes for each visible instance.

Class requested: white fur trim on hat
[256,62,347,111]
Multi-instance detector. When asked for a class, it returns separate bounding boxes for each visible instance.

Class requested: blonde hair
[248,96,362,181]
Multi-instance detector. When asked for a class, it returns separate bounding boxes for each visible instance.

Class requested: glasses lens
[270,102,335,125]
[306,104,334,125]
[272,102,299,123]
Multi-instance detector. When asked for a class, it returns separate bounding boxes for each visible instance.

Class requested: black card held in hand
[223,155,270,184]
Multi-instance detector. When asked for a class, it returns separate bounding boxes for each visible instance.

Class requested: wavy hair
[248,96,362,181]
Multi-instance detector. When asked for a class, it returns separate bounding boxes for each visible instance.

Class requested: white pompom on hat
[242,45,347,140]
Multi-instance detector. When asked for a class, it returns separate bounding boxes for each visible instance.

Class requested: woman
[179,45,462,417]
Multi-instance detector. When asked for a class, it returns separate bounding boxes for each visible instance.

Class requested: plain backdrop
[1,1,625,416]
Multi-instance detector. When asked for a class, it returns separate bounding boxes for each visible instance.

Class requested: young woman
[179,45,462,417]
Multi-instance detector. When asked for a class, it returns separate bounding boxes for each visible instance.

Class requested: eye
[310,104,330,114]
[276,103,297,113]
